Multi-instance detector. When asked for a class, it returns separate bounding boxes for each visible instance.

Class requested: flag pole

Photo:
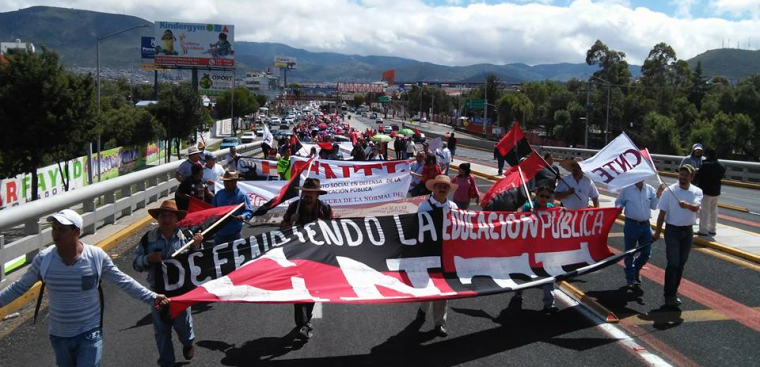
[295,157,318,214]
[644,148,679,200]
[532,148,581,201]
[171,202,246,258]
[515,146,534,211]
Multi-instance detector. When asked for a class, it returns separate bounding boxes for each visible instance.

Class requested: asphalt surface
[1,115,758,367]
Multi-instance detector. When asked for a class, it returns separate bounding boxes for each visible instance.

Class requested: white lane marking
[312,302,323,319]
[554,290,674,367]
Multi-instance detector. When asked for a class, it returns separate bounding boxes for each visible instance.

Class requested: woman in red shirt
[411,153,441,196]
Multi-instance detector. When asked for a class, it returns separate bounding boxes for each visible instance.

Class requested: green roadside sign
[378,96,391,103]
[466,99,485,110]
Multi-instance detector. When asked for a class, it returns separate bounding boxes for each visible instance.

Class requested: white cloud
[1,0,758,66]
[671,0,698,18]
[711,0,760,18]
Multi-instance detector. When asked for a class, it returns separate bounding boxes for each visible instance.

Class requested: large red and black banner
[165,207,623,317]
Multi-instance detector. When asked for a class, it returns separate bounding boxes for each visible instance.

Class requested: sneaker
[635,272,643,285]
[696,232,708,236]
[665,296,682,307]
[182,345,195,360]
[434,325,448,337]
[708,231,717,236]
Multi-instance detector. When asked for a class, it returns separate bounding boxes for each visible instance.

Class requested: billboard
[141,36,155,59]
[273,56,297,70]
[154,21,235,68]
[199,70,234,96]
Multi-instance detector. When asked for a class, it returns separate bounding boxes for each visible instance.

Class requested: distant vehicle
[284,118,295,125]
[420,117,428,123]
[220,137,240,149]
[412,115,420,121]
[390,124,399,131]
[383,126,392,134]
[241,132,256,144]
[375,118,384,124]
[280,124,290,131]
[269,117,281,125]
[361,112,368,118]
[370,113,378,119]
[254,129,264,137]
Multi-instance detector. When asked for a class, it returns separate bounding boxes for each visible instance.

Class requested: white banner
[262,124,273,146]
[297,142,354,158]
[233,157,412,207]
[427,137,443,152]
[578,133,656,191]
[236,158,280,179]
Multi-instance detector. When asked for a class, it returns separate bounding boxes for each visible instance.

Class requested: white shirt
[436,148,452,165]
[556,174,599,210]
[657,183,703,226]
[615,184,659,222]
[203,163,225,193]
[226,154,239,171]
[418,196,458,212]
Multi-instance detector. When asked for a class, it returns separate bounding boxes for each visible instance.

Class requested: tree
[642,112,682,155]
[215,87,260,135]
[152,83,211,161]
[101,107,162,149]
[0,47,97,198]
[496,92,533,128]
[586,40,632,85]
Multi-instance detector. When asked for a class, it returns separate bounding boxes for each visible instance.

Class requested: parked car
[383,126,392,134]
[255,129,264,137]
[370,113,378,119]
[412,115,420,121]
[241,132,256,144]
[220,137,240,149]
[375,118,384,124]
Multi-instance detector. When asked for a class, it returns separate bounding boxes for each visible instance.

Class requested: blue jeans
[49,327,102,367]
[664,226,693,297]
[623,219,653,284]
[214,232,241,246]
[151,306,195,365]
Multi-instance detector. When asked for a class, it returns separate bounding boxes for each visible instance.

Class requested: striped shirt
[0,244,156,337]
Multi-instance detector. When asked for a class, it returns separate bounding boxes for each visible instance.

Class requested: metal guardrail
[0,142,261,282]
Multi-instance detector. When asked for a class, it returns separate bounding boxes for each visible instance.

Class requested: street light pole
[96,23,151,182]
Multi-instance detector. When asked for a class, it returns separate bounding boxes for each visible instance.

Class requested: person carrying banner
[280,178,333,341]
[210,171,254,245]
[176,146,202,182]
[409,152,426,197]
[277,147,292,180]
[533,153,560,190]
[615,181,665,290]
[202,153,224,194]
[652,164,703,307]
[515,185,559,314]
[416,175,459,337]
[175,164,213,211]
[0,210,170,367]
[555,157,599,209]
[133,201,203,367]
[226,146,241,172]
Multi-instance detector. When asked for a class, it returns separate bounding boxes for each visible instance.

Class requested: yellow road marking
[621,307,760,326]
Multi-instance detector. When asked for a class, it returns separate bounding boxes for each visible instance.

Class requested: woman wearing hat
[416,174,459,337]
[280,178,332,341]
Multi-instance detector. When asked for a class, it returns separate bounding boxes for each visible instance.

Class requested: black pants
[294,303,315,327]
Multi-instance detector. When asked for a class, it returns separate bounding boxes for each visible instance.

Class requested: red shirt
[422,164,441,182]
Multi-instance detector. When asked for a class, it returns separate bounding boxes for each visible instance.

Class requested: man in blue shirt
[211,170,254,245]
[616,181,665,290]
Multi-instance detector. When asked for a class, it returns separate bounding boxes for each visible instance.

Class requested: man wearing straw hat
[133,200,204,367]
[416,174,459,337]
[210,171,254,246]
[280,178,332,341]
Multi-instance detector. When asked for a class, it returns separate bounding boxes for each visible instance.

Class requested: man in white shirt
[652,164,703,307]
[416,175,458,337]
[436,143,452,175]
[555,158,599,209]
[202,153,225,194]
[616,181,665,289]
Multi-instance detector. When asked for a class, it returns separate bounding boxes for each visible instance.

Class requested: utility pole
[585,80,591,148]
[483,79,488,133]
[605,82,611,145]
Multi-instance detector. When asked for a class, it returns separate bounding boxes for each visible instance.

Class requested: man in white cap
[202,153,224,194]
[416,174,459,337]
[176,146,202,182]
[0,209,170,367]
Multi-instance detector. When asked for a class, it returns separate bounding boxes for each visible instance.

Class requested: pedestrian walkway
[457,157,760,260]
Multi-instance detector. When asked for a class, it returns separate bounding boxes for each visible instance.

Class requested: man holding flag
[555,158,599,210]
[210,171,253,245]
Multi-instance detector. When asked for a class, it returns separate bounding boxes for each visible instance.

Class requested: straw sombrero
[296,178,328,195]
[425,175,459,192]
[148,200,187,220]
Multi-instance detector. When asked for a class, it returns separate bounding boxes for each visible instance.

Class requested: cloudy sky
[2,0,759,66]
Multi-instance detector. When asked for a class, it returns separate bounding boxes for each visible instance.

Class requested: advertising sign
[199,70,234,96]
[154,21,235,68]
[141,36,156,59]
[273,56,297,69]
[336,83,384,93]
[0,158,87,210]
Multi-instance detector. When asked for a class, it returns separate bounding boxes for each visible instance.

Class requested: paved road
[1,172,758,366]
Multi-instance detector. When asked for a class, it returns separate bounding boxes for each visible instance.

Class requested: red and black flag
[496,122,532,166]
[481,153,545,211]
[251,157,316,216]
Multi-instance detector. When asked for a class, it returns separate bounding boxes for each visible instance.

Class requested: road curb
[693,237,760,264]
[558,281,620,323]
[0,214,154,322]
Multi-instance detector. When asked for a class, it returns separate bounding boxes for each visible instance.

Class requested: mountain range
[1,6,758,83]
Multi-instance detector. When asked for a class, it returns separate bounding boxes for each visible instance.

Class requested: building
[244,71,280,100]
[1,40,35,55]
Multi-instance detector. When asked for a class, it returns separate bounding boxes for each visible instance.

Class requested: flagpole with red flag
[171,202,245,257]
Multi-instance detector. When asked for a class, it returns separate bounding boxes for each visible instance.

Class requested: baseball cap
[47,209,83,229]
[680,164,696,175]
[205,153,216,161]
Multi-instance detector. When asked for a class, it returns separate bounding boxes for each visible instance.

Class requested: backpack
[35,245,104,327]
